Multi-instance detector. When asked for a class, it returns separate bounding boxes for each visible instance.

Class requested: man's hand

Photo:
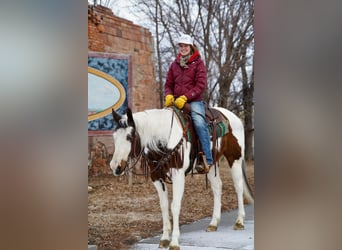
[174,95,187,109]
[164,94,174,107]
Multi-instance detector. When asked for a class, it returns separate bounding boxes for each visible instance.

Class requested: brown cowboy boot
[195,152,210,174]
[202,154,210,173]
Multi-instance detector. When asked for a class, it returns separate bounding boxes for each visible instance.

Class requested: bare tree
[89,0,116,8]
[110,0,255,157]
[241,43,254,160]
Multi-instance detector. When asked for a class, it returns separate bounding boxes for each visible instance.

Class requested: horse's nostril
[115,166,122,175]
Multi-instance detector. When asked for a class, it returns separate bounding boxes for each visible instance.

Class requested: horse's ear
[112,108,122,123]
[126,108,135,129]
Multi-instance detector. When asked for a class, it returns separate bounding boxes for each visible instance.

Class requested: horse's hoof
[169,246,180,250]
[234,222,245,230]
[159,239,170,248]
[206,225,217,232]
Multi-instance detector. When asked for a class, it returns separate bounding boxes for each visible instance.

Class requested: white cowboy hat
[177,34,193,45]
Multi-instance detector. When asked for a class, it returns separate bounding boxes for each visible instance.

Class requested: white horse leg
[206,166,222,231]
[231,158,246,230]
[153,180,171,248]
[169,167,185,250]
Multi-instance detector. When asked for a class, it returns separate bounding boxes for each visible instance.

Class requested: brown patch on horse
[219,124,242,167]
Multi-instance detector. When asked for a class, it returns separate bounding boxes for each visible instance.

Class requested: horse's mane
[132,109,183,152]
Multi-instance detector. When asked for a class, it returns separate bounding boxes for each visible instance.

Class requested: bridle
[119,128,143,174]
[122,120,184,181]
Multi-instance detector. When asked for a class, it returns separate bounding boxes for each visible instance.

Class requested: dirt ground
[88,159,254,250]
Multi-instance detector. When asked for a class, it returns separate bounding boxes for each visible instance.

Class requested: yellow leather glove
[164,94,174,107]
[174,95,188,109]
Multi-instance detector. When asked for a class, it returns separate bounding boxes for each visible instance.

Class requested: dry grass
[88,159,254,250]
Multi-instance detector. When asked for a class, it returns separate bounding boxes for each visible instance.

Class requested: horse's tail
[242,159,254,204]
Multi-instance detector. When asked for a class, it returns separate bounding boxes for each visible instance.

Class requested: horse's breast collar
[170,106,191,141]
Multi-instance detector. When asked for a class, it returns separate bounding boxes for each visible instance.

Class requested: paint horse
[110,106,254,250]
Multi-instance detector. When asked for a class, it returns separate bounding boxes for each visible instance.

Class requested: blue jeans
[190,101,213,165]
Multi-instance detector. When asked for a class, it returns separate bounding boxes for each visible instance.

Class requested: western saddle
[171,103,229,175]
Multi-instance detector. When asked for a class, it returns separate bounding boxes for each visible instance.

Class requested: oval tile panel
[88,67,126,121]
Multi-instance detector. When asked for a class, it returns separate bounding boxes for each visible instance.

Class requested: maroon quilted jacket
[164,50,207,102]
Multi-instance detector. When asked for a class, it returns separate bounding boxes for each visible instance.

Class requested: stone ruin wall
[88,5,160,175]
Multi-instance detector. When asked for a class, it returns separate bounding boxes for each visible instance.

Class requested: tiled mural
[88,54,129,131]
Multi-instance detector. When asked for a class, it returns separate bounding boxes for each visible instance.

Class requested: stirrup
[195,164,205,173]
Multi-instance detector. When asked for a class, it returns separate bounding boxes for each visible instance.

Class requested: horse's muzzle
[114,160,127,176]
